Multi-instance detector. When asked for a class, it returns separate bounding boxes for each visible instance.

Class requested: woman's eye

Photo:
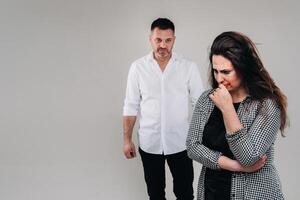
[223,71,231,75]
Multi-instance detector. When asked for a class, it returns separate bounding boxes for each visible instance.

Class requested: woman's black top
[202,103,240,200]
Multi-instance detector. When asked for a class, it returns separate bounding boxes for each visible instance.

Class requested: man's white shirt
[123,52,203,155]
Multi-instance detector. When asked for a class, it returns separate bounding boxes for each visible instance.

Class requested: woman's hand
[210,84,243,133]
[218,155,267,172]
[209,84,233,112]
[238,155,267,173]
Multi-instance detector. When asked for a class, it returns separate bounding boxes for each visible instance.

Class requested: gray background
[0,0,299,199]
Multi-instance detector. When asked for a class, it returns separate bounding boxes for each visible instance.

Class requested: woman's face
[212,55,243,93]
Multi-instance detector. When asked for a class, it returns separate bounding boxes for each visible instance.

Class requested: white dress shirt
[123,52,203,155]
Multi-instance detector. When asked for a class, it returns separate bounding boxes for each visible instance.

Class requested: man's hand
[123,140,136,159]
[123,116,137,159]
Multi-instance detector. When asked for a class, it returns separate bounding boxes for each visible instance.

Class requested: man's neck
[154,54,171,72]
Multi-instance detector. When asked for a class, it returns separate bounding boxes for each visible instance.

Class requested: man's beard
[157,48,169,57]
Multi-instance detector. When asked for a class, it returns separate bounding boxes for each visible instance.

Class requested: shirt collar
[146,51,179,63]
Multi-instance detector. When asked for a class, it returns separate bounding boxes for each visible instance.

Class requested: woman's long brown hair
[209,31,288,135]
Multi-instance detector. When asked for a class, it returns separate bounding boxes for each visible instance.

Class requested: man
[123,18,203,200]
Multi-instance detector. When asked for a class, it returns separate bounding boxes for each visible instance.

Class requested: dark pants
[139,148,194,200]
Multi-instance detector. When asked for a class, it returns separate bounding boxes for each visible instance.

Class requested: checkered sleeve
[226,98,281,166]
[186,91,222,170]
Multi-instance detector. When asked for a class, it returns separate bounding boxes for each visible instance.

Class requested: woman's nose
[215,73,224,83]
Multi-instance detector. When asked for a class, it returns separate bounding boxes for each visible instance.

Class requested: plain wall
[0,0,299,199]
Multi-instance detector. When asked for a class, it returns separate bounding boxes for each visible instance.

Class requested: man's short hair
[151,18,175,32]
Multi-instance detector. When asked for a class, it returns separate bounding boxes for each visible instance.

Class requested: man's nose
[160,41,166,48]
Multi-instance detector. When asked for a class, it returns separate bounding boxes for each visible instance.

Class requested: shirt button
[232,194,235,197]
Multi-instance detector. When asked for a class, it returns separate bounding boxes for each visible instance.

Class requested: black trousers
[139,148,194,200]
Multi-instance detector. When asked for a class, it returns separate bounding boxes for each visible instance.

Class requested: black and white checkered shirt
[187,90,284,200]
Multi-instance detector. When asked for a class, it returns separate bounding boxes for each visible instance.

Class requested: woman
[186,31,288,200]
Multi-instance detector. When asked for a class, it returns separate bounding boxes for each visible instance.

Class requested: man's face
[149,27,175,61]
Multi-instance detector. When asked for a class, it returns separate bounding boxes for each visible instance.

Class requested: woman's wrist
[220,103,235,114]
[218,155,240,172]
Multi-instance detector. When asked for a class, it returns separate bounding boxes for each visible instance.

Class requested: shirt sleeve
[186,92,222,170]
[188,63,204,108]
[123,63,141,116]
[225,99,281,166]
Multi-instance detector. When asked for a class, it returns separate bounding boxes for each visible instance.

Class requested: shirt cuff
[216,152,223,170]
[225,127,247,142]
[123,107,138,116]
